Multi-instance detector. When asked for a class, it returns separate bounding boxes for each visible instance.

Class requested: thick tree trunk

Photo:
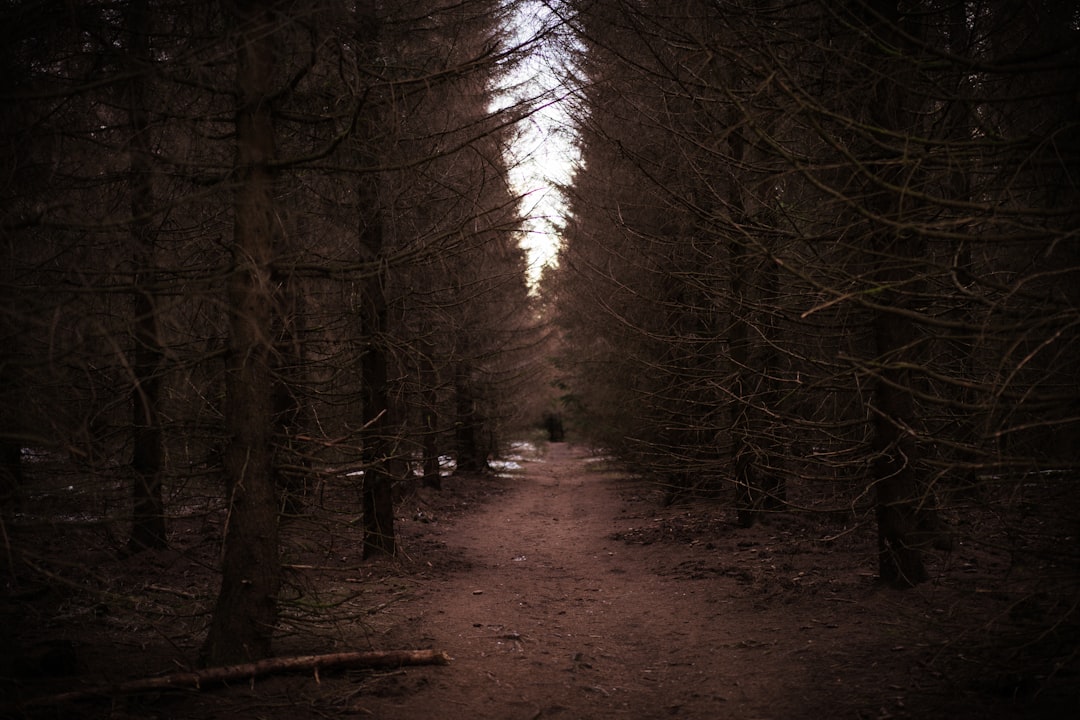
[860,0,937,587]
[201,0,282,665]
[125,0,167,553]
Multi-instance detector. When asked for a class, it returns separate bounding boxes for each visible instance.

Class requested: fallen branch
[21,649,451,707]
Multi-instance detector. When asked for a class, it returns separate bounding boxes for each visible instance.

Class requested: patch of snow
[440,455,457,476]
[21,447,54,463]
[582,455,616,464]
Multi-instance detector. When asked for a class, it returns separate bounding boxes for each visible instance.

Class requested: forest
[2,0,1078,715]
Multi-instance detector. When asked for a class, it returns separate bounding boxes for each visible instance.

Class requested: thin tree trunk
[730,253,759,529]
[201,0,282,664]
[757,249,785,512]
[727,128,765,528]
[273,263,312,516]
[454,361,488,474]
[870,302,930,587]
[942,2,980,489]
[0,439,20,514]
[420,334,441,490]
[359,254,396,557]
[125,0,167,553]
[355,1,395,558]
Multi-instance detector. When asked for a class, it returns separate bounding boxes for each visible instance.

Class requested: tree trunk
[360,280,396,557]
[730,240,760,528]
[871,306,930,588]
[358,242,395,557]
[355,2,395,558]
[125,0,167,553]
[0,438,20,514]
[454,361,488,474]
[860,0,934,587]
[727,127,770,527]
[273,263,312,517]
[757,250,785,512]
[420,335,441,490]
[357,210,395,556]
[201,0,282,665]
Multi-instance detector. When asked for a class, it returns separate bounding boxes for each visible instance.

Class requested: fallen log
[20,649,451,707]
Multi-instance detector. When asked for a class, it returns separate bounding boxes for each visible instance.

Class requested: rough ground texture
[344,443,1051,720]
[4,442,1075,718]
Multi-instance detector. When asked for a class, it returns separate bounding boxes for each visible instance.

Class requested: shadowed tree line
[545,0,1079,701]
[1,0,553,666]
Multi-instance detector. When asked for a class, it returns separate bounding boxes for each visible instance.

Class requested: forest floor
[4,442,1075,719]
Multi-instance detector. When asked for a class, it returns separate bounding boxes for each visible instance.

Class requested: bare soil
[3,442,1074,718]
[343,443,1032,720]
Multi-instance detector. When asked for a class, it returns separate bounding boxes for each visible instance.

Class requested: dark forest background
[2,0,1078,709]
[547,0,1079,703]
[1,0,553,666]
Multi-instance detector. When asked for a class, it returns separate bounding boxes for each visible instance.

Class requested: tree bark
[358,233,395,556]
[125,0,167,553]
[356,2,395,559]
[0,439,20,514]
[200,0,282,664]
[454,361,488,474]
[727,128,782,526]
[860,0,934,587]
[420,334,442,489]
[870,308,931,588]
[273,260,313,516]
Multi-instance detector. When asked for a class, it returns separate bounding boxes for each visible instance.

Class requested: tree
[550,4,1080,697]
[201,0,285,665]
[123,0,168,553]
[552,0,1078,596]
[0,0,560,675]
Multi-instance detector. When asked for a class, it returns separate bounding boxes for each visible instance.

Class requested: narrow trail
[356,444,823,719]
[4,442,1006,719]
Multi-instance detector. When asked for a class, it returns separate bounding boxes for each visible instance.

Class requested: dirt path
[371,443,737,718]
[355,443,918,720]
[2,444,1057,718]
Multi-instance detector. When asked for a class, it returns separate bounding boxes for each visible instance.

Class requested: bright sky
[500,1,578,286]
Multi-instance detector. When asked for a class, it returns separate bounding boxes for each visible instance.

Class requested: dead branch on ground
[19,649,451,707]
